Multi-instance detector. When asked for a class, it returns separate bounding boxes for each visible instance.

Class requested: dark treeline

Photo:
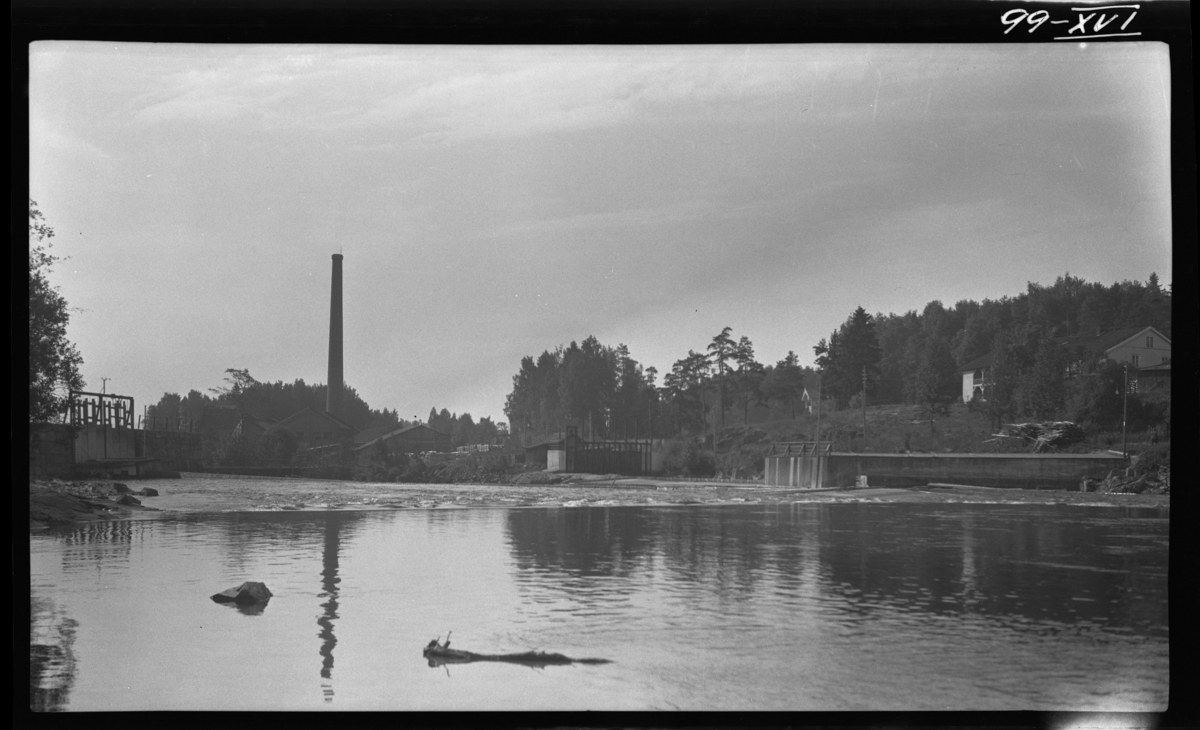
[147,370,505,448]
[425,407,505,447]
[147,370,401,432]
[504,273,1171,445]
[869,273,1171,407]
[504,333,813,445]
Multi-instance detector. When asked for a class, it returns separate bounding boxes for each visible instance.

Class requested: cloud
[30,127,112,162]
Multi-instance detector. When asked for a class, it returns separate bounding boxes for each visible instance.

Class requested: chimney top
[332,253,343,261]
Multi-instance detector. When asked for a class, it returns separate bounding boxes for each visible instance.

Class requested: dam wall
[822,452,1128,490]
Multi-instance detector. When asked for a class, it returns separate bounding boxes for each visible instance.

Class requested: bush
[661,438,716,477]
[715,448,764,480]
[352,443,404,482]
[1132,442,1169,477]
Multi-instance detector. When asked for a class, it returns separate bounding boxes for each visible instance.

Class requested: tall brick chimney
[327,253,344,417]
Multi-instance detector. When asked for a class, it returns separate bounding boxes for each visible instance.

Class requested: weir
[764,446,1129,490]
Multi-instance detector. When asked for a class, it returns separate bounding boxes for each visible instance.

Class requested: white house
[958,325,1171,403]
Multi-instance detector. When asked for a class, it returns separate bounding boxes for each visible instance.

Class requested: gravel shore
[29,473,1169,530]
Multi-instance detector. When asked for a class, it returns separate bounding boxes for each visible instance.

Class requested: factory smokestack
[326,253,344,417]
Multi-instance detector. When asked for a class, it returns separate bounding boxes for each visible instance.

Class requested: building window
[1146,336,1154,348]
[1163,356,1169,364]
[1131,354,1140,367]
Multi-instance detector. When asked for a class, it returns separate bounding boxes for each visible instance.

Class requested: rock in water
[111,482,132,494]
[211,582,274,604]
[115,494,141,506]
[139,487,159,497]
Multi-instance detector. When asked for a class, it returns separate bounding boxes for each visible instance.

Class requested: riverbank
[29,479,163,530]
[29,474,1170,530]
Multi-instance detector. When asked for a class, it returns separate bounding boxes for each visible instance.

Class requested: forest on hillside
[145,272,1170,453]
[503,273,1171,445]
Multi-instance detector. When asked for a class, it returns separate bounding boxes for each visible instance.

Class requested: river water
[30,497,1168,711]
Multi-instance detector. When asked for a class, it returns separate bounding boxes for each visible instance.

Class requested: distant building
[353,423,453,455]
[959,325,1171,403]
[1133,360,1171,392]
[959,351,996,403]
[524,431,585,469]
[231,414,279,439]
[276,407,357,447]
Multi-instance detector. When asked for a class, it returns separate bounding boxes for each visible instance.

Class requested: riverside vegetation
[124,263,1173,488]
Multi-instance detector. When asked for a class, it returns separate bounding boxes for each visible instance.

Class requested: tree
[662,350,711,435]
[986,332,1022,428]
[1065,359,1127,431]
[29,200,84,424]
[731,336,765,423]
[813,307,881,409]
[1020,337,1067,420]
[761,351,806,419]
[707,326,736,429]
[911,336,958,424]
[209,368,260,422]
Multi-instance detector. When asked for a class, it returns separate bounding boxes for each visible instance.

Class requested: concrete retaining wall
[822,452,1128,490]
[74,424,136,462]
[28,424,205,478]
[30,424,75,478]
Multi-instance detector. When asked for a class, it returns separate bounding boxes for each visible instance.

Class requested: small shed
[524,432,584,469]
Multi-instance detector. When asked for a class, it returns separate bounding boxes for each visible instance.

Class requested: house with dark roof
[958,325,1170,402]
[959,350,996,403]
[353,423,453,455]
[276,407,357,447]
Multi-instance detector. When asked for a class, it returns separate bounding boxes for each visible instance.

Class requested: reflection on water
[318,513,344,703]
[30,501,1168,711]
[30,598,77,712]
[504,504,1169,636]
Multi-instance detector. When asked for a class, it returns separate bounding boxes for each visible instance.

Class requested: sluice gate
[764,442,832,489]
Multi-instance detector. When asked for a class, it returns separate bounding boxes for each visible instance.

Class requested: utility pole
[1121,362,1129,457]
[861,366,867,440]
[101,377,110,394]
[814,371,821,445]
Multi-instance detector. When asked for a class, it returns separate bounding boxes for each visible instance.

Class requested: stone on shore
[211,582,274,604]
[115,493,142,506]
[138,487,159,497]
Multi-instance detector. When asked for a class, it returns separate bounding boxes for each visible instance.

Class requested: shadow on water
[30,597,78,712]
[504,503,1169,636]
[211,600,270,617]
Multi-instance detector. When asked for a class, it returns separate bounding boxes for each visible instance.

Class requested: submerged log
[422,635,611,668]
[210,582,273,604]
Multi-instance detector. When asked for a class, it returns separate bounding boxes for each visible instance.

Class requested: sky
[29,42,1172,425]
